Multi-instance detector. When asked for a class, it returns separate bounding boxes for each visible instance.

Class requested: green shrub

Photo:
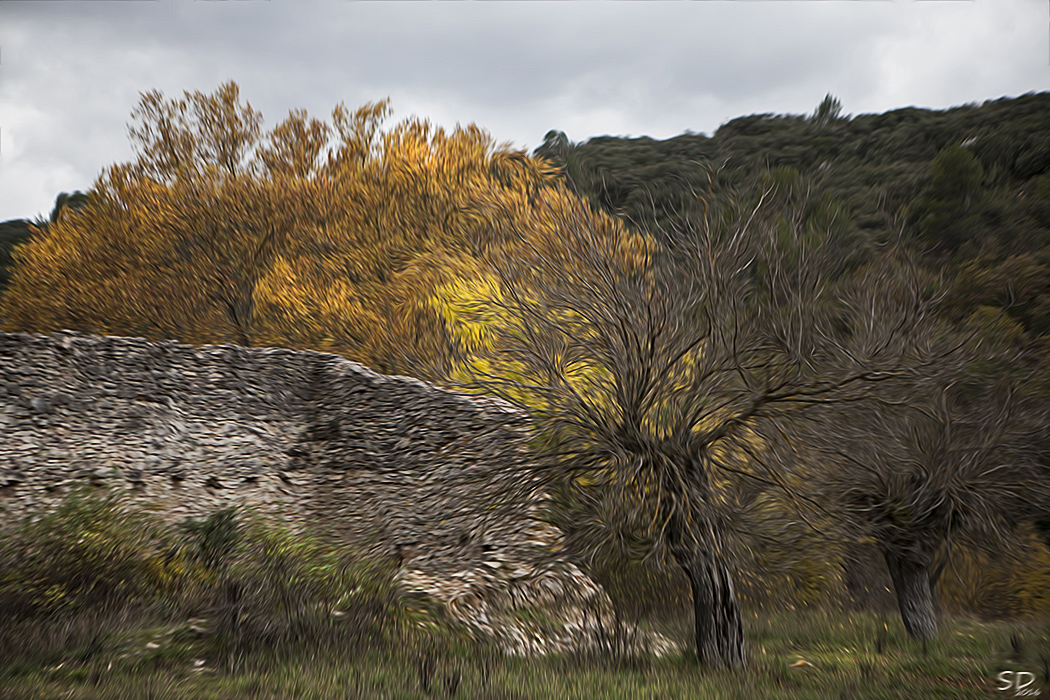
[179,506,241,572]
[0,486,176,618]
[0,486,477,674]
[192,514,408,669]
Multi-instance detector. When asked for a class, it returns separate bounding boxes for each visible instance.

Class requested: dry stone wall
[0,331,673,656]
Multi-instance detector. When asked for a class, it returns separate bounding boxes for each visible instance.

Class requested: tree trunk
[669,523,746,668]
[882,547,938,640]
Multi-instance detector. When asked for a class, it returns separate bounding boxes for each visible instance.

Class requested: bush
[0,486,477,673]
[0,485,176,618]
[180,506,241,572]
[188,512,409,669]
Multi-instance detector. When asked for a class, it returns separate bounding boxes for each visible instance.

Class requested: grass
[2,610,1047,699]
[2,488,1049,699]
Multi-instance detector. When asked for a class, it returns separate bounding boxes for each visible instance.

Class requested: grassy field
[2,490,1048,699]
[2,606,1047,698]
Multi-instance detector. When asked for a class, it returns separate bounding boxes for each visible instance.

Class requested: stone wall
[0,331,673,656]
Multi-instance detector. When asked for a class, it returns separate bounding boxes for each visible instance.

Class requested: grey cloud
[1,0,1047,221]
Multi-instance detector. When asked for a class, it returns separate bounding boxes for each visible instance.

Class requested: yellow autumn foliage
[0,82,566,377]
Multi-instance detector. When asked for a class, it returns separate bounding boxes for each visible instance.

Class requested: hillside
[535,93,1050,338]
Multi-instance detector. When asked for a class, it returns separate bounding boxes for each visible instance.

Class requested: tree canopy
[0,82,565,376]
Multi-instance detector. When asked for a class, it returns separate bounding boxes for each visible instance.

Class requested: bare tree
[444,173,941,667]
[797,280,1050,640]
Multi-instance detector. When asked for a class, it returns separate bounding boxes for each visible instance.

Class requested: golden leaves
[0,81,584,379]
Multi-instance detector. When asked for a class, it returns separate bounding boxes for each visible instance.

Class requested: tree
[798,281,1050,640]
[0,82,559,375]
[812,93,844,126]
[0,219,35,299]
[437,170,939,667]
[911,144,988,257]
[30,190,92,232]
[534,129,571,166]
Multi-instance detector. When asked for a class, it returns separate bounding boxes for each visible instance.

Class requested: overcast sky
[0,0,1047,222]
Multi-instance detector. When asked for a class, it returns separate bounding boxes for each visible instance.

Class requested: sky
[0,0,1047,223]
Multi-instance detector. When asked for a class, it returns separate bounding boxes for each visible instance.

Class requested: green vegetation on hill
[536,93,1050,340]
